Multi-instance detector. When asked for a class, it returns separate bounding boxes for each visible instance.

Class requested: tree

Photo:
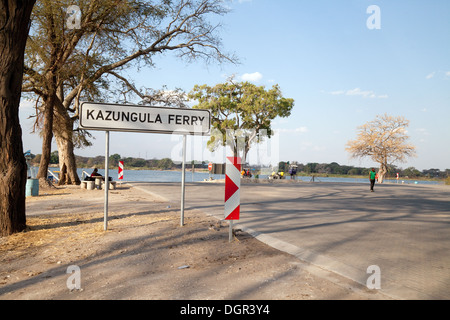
[422,168,442,179]
[131,158,146,168]
[346,114,416,183]
[23,0,236,185]
[278,161,287,172]
[347,168,361,176]
[326,162,341,174]
[304,163,318,174]
[157,158,174,170]
[109,154,121,168]
[189,79,294,164]
[0,0,36,236]
[403,167,421,178]
[50,151,59,164]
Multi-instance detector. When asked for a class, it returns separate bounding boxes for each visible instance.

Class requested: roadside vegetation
[28,152,449,182]
[277,161,448,182]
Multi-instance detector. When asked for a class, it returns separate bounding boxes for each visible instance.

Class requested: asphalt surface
[131,180,450,300]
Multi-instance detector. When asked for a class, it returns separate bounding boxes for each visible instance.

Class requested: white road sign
[79,102,211,135]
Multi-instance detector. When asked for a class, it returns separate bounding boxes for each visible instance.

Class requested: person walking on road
[369,168,377,192]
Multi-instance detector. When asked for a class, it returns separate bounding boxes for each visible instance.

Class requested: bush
[157,158,174,170]
[446,177,450,185]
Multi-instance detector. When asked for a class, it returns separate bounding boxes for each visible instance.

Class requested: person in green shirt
[369,168,377,192]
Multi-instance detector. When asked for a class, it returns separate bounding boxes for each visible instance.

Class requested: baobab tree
[346,113,416,183]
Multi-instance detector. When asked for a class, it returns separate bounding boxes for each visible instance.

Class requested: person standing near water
[369,168,377,192]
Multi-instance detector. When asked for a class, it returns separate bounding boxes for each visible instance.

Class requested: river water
[60,168,441,185]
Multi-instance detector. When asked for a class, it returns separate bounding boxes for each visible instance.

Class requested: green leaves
[189,80,294,159]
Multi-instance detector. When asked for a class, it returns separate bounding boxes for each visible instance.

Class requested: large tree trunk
[36,97,54,181]
[242,143,250,166]
[55,133,80,185]
[36,20,59,182]
[0,0,36,236]
[378,162,388,184]
[54,102,80,185]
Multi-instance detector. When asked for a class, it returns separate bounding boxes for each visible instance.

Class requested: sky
[19,0,450,171]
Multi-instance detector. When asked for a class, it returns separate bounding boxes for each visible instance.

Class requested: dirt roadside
[0,184,390,300]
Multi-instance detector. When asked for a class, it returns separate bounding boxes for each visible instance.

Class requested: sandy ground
[0,183,390,300]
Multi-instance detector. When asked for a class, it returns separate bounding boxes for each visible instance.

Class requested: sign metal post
[180,134,187,227]
[104,131,110,231]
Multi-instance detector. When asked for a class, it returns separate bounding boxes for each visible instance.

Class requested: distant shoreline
[43,165,447,184]
[74,166,445,184]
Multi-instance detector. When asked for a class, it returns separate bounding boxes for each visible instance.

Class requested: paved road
[131,181,450,300]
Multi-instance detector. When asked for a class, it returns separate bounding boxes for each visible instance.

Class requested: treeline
[278,162,371,176]
[29,152,449,179]
[30,152,208,170]
[278,161,450,179]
